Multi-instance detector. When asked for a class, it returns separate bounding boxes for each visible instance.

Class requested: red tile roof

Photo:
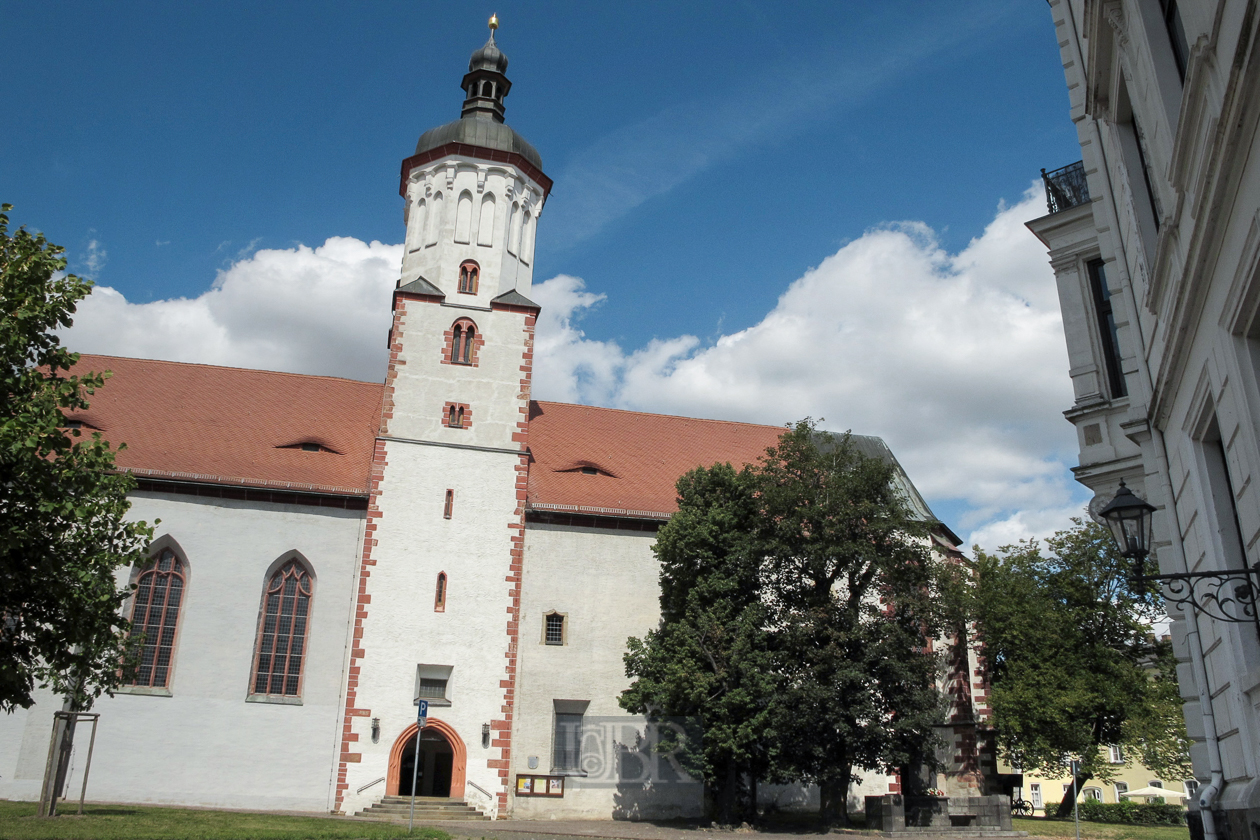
[525,401,784,518]
[67,355,384,496]
[64,357,790,512]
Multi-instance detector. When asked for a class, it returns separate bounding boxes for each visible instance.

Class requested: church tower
[335,18,549,817]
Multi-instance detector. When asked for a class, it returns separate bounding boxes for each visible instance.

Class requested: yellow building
[1006,747,1193,815]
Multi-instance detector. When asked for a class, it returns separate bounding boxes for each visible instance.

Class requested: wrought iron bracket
[1139,563,1260,635]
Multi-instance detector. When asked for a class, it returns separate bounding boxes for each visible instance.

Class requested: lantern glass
[1098,482,1156,559]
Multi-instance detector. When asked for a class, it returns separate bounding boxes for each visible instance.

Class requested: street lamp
[1098,481,1260,635]
[1097,480,1156,584]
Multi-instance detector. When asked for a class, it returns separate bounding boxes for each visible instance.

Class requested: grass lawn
[0,800,453,840]
[1015,816,1191,840]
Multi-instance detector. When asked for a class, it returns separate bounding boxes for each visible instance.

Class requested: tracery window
[128,549,186,688]
[459,261,479,295]
[251,559,314,697]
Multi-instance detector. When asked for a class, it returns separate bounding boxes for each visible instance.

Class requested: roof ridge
[531,400,791,433]
[75,354,385,388]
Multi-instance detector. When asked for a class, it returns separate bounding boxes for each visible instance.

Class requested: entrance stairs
[356,796,489,822]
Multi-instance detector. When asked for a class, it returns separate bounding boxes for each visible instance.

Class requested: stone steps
[356,796,489,822]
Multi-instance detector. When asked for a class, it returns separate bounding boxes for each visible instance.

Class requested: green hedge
[1041,799,1186,825]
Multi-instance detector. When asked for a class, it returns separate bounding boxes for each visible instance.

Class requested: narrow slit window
[448,405,458,427]
[128,549,186,688]
[435,572,447,612]
[462,328,474,363]
[444,489,454,519]
[1160,0,1190,82]
[1088,260,1127,399]
[251,559,314,697]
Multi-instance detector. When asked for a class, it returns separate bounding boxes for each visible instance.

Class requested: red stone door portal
[387,718,466,799]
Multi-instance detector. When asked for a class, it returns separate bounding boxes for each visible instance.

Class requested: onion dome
[413,15,543,171]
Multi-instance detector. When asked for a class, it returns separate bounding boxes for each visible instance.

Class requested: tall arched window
[427,191,443,247]
[128,549,186,688]
[435,572,448,612]
[506,203,519,255]
[455,191,473,243]
[251,559,314,698]
[477,195,496,247]
[459,260,479,294]
[409,199,427,252]
[520,210,534,265]
[446,318,479,366]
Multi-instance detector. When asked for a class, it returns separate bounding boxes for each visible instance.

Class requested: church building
[0,23,983,819]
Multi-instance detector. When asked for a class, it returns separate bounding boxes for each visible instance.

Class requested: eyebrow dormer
[556,461,616,478]
[277,441,341,455]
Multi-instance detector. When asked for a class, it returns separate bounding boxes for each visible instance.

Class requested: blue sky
[2,1,1090,546]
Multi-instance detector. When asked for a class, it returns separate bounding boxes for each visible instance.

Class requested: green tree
[623,421,956,826]
[0,204,152,712]
[621,462,778,825]
[973,519,1191,818]
[756,423,948,824]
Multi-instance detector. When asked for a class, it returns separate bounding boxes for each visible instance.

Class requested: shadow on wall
[609,727,703,821]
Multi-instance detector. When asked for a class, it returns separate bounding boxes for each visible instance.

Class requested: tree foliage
[973,519,1192,817]
[0,204,152,712]
[622,420,955,824]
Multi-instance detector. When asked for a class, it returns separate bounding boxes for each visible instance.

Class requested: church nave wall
[0,491,366,812]
[511,522,705,819]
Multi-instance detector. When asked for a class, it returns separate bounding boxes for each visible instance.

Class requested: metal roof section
[813,431,949,535]
[490,288,540,309]
[397,275,445,298]
[414,119,543,172]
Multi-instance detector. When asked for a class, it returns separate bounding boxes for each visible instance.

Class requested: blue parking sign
[417,699,429,725]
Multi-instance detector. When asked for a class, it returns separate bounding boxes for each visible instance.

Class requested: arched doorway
[387,718,466,799]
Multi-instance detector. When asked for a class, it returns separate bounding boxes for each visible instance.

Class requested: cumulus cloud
[62,185,1085,548]
[64,237,400,381]
[530,184,1087,548]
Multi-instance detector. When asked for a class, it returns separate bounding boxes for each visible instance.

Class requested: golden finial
[488,14,499,31]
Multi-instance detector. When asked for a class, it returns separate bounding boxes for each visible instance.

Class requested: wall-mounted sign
[515,774,565,797]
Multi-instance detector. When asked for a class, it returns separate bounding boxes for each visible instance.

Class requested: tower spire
[461,16,511,122]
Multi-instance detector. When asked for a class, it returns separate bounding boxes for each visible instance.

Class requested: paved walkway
[438,820,829,840]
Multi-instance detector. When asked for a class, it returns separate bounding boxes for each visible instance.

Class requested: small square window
[545,613,565,645]
[418,678,447,699]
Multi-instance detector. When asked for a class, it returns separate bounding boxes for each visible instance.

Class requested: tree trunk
[1054,773,1093,819]
[715,760,738,826]
[820,765,853,826]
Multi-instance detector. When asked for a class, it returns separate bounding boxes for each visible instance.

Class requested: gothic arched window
[250,559,314,698]
[459,260,479,294]
[128,548,186,688]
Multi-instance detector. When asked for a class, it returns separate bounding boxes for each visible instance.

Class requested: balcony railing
[1041,161,1090,214]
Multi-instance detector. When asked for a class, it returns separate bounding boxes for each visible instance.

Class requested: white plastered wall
[338,441,521,816]
[0,491,364,811]
[401,155,545,302]
[511,522,701,819]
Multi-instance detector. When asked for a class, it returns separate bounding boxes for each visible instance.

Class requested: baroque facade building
[0,26,986,819]
[1030,2,1260,838]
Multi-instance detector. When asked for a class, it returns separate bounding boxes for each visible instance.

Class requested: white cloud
[64,237,401,381]
[62,184,1087,548]
[530,184,1088,547]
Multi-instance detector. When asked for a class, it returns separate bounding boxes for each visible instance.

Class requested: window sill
[114,685,172,697]
[550,769,587,777]
[246,694,302,706]
[415,697,452,707]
